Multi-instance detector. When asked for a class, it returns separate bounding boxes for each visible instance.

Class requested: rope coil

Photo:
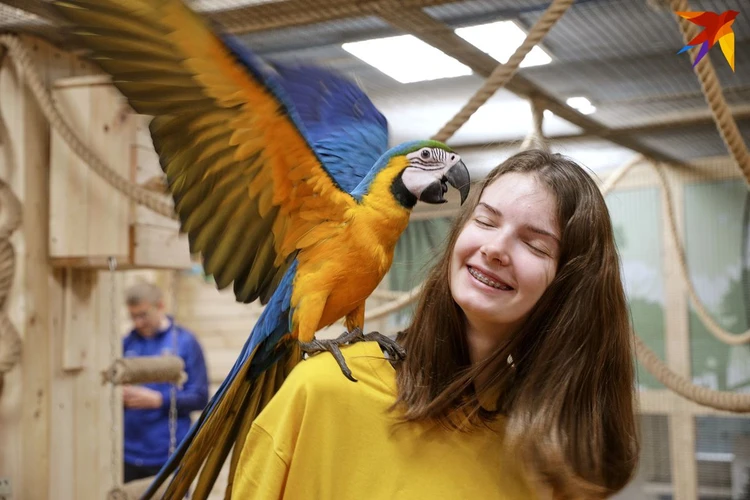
[101,355,187,387]
[0,34,177,220]
[0,179,22,400]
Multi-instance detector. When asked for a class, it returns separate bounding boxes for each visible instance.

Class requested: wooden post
[0,35,57,500]
[660,163,698,500]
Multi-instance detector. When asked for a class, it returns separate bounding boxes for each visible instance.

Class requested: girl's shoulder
[284,340,395,397]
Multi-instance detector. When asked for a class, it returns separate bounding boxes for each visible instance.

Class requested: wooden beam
[373,7,684,164]
[0,0,52,21]
[211,0,457,34]
[452,105,750,151]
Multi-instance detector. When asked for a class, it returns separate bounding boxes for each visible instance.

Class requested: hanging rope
[634,334,750,412]
[668,0,750,182]
[653,160,750,344]
[0,34,177,220]
[520,99,548,151]
[431,0,575,143]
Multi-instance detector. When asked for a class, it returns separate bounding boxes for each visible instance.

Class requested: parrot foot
[299,328,366,382]
[298,328,405,382]
[359,331,406,362]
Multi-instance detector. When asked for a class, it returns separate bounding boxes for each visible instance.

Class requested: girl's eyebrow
[477,202,560,243]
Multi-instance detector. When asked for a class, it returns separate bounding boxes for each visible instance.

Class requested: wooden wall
[0,36,124,500]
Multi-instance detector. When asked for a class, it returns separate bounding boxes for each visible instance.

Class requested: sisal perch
[101,355,187,386]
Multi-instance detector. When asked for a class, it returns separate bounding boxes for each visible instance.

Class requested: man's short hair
[125,282,163,307]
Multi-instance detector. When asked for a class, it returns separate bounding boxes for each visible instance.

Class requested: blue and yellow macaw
[51,1,470,498]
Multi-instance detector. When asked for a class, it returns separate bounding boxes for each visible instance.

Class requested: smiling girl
[233,149,639,499]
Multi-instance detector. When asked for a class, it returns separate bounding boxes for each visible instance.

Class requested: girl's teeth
[469,268,511,290]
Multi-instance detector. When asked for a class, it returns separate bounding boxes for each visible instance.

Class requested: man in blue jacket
[122,282,209,483]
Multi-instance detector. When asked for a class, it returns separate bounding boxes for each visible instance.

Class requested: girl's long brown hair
[394,149,639,499]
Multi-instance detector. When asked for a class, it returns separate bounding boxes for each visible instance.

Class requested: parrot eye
[420,149,431,159]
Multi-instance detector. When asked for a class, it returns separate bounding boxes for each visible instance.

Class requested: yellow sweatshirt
[232,341,536,499]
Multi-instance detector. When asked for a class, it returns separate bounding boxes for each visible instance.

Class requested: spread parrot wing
[51,0,376,304]
[268,62,389,193]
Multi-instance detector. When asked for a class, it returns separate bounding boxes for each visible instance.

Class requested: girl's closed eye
[526,241,551,256]
[474,217,494,227]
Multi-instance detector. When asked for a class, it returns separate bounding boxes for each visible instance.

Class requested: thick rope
[431,0,575,143]
[669,0,750,181]
[634,334,750,412]
[0,34,177,220]
[0,173,23,399]
[653,160,750,344]
[520,99,548,151]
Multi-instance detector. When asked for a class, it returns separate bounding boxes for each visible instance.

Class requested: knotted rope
[0,177,23,399]
[0,34,177,220]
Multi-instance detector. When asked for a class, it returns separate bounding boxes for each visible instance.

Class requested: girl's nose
[480,233,511,266]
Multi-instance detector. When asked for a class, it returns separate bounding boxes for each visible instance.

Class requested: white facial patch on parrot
[401,147,453,198]
[401,166,443,198]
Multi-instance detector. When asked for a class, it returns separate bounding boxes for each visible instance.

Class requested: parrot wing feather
[268,62,389,193]
[51,0,366,303]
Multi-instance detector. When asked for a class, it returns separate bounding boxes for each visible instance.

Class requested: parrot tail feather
[141,340,301,500]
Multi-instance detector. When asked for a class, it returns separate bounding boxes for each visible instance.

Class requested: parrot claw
[359,330,406,362]
[299,328,406,382]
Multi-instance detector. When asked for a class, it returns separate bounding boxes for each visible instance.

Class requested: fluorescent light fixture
[455,20,552,68]
[342,35,472,84]
[566,96,596,115]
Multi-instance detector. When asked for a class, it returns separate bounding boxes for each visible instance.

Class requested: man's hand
[122,385,163,409]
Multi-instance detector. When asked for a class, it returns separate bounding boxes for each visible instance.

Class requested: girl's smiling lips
[467,265,514,290]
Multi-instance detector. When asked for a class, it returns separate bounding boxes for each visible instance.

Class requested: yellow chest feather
[291,158,413,338]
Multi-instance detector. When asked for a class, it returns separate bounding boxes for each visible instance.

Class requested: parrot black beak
[445,160,470,204]
[417,160,471,205]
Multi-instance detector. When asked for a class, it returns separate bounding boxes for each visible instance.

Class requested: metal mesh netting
[2,0,750,498]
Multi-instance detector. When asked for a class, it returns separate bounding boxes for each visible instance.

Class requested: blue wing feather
[220,36,389,193]
[267,62,389,193]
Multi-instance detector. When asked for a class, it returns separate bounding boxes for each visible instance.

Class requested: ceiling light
[455,20,552,68]
[342,35,472,84]
[566,96,596,115]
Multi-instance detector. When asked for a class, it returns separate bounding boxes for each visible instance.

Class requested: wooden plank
[86,81,132,259]
[49,77,92,258]
[660,164,697,500]
[48,268,75,500]
[62,268,95,371]
[18,37,53,500]
[49,74,132,261]
[50,254,130,270]
[131,224,192,269]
